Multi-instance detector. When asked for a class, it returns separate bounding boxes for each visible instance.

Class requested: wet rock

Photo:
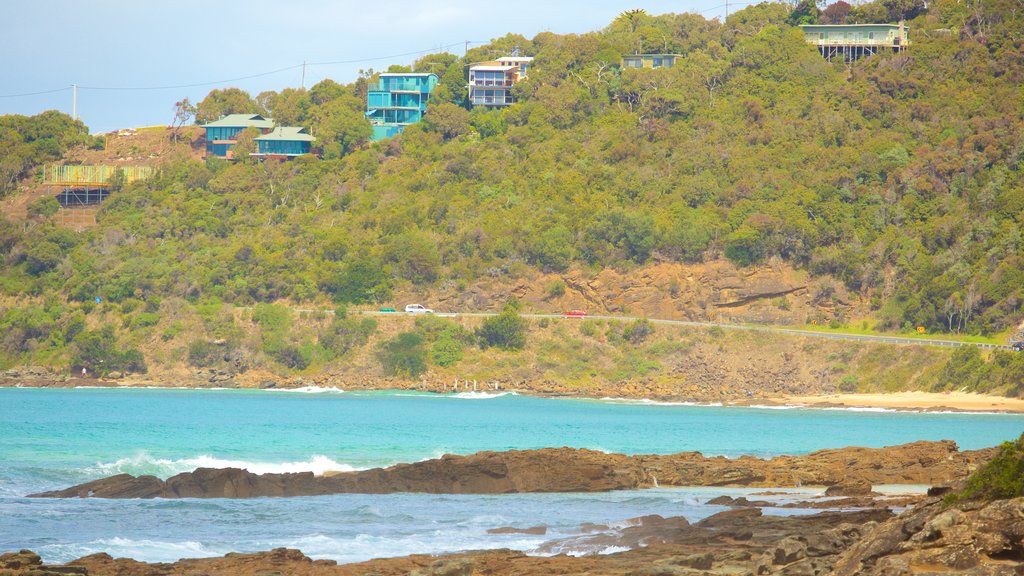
[0,550,41,569]
[825,479,874,496]
[33,441,989,499]
[486,525,547,535]
[409,558,474,576]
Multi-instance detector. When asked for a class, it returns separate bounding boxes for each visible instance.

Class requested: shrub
[24,241,62,275]
[131,312,160,328]
[272,345,309,370]
[27,196,59,219]
[188,340,222,367]
[378,331,427,377]
[547,280,566,298]
[319,316,377,357]
[622,318,654,345]
[432,332,464,367]
[71,326,147,375]
[945,434,1024,505]
[477,300,528,350]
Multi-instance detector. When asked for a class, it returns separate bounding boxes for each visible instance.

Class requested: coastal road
[324,309,1013,351]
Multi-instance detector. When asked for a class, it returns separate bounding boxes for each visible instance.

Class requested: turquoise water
[1,387,1021,563]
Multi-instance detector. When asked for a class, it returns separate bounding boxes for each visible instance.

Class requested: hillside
[1,0,1023,393]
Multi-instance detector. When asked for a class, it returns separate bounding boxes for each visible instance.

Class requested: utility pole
[725,0,730,21]
[464,40,470,56]
[72,83,77,120]
[301,61,306,90]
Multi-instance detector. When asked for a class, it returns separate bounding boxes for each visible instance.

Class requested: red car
[562,309,588,318]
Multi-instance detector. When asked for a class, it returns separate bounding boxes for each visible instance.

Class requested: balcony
[469,80,513,87]
[806,36,903,47]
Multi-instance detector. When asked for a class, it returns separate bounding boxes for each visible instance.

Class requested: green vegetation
[1,0,1023,384]
[0,111,98,197]
[933,346,1024,397]
[946,434,1024,505]
[71,326,146,376]
[378,332,428,377]
[477,300,529,350]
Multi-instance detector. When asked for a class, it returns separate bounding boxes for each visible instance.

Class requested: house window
[868,32,874,39]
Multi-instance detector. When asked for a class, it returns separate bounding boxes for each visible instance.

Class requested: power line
[4,41,483,97]
[78,63,306,91]
[0,86,73,99]
[308,41,476,66]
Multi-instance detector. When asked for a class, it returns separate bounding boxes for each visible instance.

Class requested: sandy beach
[781,391,1024,413]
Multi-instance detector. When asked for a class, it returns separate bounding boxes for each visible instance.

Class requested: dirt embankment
[31,440,991,499]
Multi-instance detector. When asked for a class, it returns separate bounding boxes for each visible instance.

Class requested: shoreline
[5,378,1024,414]
[775,391,1024,414]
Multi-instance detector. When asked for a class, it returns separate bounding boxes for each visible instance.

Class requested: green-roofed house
[253,126,316,158]
[621,54,683,69]
[801,23,909,62]
[201,113,275,158]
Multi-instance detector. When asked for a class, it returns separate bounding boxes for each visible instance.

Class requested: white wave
[263,386,345,394]
[598,397,723,407]
[449,391,515,399]
[84,453,360,478]
[747,404,805,410]
[46,537,226,564]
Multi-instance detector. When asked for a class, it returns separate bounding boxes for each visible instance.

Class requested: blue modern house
[254,127,315,158]
[366,73,438,141]
[200,114,275,158]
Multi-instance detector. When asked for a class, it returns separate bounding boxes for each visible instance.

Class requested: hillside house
[201,114,274,158]
[254,127,315,158]
[801,23,908,62]
[366,73,438,141]
[622,54,683,69]
[468,56,533,107]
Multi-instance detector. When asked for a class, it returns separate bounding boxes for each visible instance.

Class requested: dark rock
[32,441,990,499]
[0,549,42,569]
[486,525,547,535]
[825,479,874,496]
[771,536,808,565]
[410,558,474,576]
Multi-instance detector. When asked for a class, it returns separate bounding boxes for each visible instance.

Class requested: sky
[0,1,740,133]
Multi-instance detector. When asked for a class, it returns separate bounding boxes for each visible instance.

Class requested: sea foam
[85,453,360,478]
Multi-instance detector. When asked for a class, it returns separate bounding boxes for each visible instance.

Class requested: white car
[404,304,434,314]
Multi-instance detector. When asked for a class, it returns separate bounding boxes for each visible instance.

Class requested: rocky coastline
[31,440,991,499]
[5,494,1023,575]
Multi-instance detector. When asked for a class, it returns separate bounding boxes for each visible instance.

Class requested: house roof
[201,113,275,129]
[496,56,534,63]
[471,64,516,71]
[800,23,904,29]
[624,54,684,59]
[255,126,315,142]
[378,73,438,78]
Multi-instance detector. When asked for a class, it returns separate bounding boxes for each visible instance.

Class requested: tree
[378,332,427,377]
[325,258,392,304]
[195,88,262,124]
[477,300,528,350]
[424,102,470,140]
[171,98,196,144]
[787,0,820,25]
[313,96,371,159]
[230,127,259,161]
[27,196,59,219]
[257,88,310,126]
[71,326,146,375]
[820,1,852,24]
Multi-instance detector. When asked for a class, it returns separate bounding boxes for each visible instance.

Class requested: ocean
[1,387,1021,564]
